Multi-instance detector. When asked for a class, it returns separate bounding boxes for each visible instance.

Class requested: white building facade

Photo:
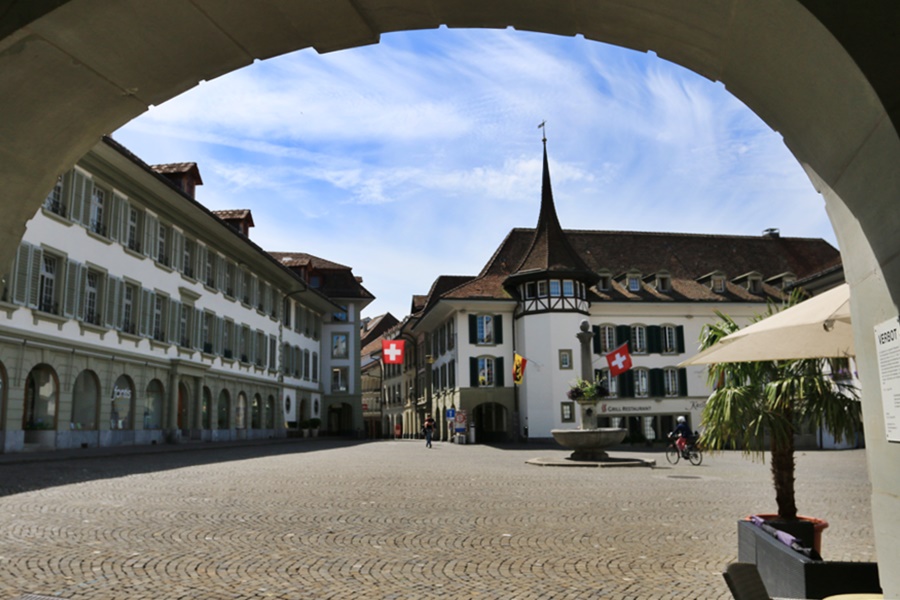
[0,137,357,453]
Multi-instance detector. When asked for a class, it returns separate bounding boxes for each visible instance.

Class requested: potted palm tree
[308,417,321,437]
[698,292,861,552]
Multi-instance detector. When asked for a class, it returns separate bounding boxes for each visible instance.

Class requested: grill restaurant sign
[600,402,655,414]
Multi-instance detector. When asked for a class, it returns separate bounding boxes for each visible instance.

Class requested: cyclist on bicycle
[670,416,693,459]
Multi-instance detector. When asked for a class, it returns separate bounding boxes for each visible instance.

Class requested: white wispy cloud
[115,28,834,320]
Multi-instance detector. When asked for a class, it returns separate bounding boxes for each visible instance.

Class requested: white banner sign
[874,317,900,442]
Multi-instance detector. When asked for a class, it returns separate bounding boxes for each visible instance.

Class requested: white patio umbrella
[679,283,853,365]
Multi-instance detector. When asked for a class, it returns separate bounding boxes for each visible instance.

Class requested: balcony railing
[90,220,107,237]
[127,239,141,253]
[83,310,102,326]
[38,300,59,315]
[44,198,67,218]
[121,320,137,335]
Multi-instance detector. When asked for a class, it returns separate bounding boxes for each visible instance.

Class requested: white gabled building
[0,136,366,453]
[403,139,841,444]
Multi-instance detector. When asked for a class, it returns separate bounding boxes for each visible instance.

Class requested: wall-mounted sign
[874,317,900,442]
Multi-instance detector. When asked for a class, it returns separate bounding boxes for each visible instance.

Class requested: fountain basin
[551,427,627,461]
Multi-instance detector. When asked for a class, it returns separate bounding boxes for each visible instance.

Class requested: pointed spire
[505,136,597,287]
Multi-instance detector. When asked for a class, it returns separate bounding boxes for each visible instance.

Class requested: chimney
[762,228,780,239]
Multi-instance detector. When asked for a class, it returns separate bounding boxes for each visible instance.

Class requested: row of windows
[5,241,321,372]
[595,367,689,398]
[431,359,457,392]
[518,278,588,300]
[593,324,686,355]
[283,300,323,340]
[282,344,320,382]
[430,319,456,358]
[598,269,795,295]
[44,169,287,321]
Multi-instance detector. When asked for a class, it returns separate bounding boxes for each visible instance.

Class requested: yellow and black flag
[513,353,527,385]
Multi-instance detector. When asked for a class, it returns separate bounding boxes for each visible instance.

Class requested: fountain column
[576,320,597,429]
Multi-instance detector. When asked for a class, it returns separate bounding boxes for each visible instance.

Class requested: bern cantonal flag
[382,339,405,364]
[513,353,527,385]
[605,342,632,377]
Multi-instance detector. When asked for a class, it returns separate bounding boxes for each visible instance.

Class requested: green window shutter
[193,308,203,350]
[615,325,631,348]
[592,325,601,354]
[469,357,479,387]
[469,314,477,344]
[676,326,686,354]
[12,242,33,306]
[216,317,225,354]
[108,194,123,242]
[28,246,43,310]
[678,368,689,397]
[171,229,184,272]
[494,314,503,344]
[620,371,635,398]
[140,289,153,337]
[143,214,158,260]
[105,276,121,329]
[647,325,662,354]
[649,368,664,397]
[63,261,83,320]
[70,171,87,226]
[168,299,180,344]
[495,356,505,386]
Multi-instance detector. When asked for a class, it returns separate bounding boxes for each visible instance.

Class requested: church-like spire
[505,135,597,288]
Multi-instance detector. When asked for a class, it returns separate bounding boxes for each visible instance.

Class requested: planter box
[737,520,880,599]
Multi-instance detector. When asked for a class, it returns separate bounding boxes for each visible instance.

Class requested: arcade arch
[0,2,898,592]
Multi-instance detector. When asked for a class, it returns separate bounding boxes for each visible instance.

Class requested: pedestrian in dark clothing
[423,414,435,448]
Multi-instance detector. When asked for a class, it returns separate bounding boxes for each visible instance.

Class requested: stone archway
[1,2,898,591]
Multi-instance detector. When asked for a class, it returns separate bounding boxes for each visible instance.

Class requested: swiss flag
[382,339,405,364]
[605,342,632,377]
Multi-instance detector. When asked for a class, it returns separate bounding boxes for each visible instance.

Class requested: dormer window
[627,274,641,292]
[748,276,762,294]
[655,272,671,293]
[712,276,725,293]
[597,274,611,292]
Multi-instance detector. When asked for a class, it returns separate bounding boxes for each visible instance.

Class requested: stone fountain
[551,320,627,461]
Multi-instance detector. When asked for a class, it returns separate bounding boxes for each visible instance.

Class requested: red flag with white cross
[382,339,405,364]
[605,342,632,377]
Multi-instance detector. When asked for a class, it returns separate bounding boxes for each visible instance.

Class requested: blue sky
[113,28,837,321]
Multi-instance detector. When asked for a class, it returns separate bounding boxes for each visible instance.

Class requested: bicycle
[666,435,703,466]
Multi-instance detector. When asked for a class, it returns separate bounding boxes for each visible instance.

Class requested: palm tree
[698,292,862,521]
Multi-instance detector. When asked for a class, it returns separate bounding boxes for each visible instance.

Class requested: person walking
[423,414,435,448]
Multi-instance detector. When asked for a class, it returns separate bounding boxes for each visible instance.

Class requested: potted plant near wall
[300,420,311,438]
[698,293,861,553]
[308,418,321,437]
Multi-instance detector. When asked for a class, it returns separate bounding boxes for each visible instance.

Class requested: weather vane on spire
[538,120,547,142]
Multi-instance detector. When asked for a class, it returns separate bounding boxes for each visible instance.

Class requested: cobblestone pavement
[0,440,875,600]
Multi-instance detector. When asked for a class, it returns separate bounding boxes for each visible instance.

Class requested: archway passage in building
[472,402,510,444]
[1,2,899,593]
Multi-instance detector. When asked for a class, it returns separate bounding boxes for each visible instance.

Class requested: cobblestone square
[0,441,875,600]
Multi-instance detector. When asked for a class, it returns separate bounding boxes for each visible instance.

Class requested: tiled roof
[419,275,477,313]
[440,228,840,304]
[212,209,254,224]
[151,162,203,183]
[268,252,350,270]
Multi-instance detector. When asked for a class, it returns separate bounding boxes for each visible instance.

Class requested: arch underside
[1,0,899,594]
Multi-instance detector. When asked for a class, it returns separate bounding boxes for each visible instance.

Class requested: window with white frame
[126,206,142,253]
[121,283,137,334]
[83,270,101,325]
[599,368,617,397]
[712,275,725,293]
[664,368,679,397]
[631,325,647,354]
[476,315,494,345]
[152,295,166,341]
[477,356,494,387]
[157,223,169,267]
[599,325,616,353]
[332,332,349,358]
[38,254,58,314]
[204,251,215,287]
[627,275,641,292]
[562,280,575,297]
[537,281,548,298]
[634,368,649,398]
[663,325,679,354]
[657,274,671,293]
[89,185,106,236]
[332,366,348,392]
[44,175,66,217]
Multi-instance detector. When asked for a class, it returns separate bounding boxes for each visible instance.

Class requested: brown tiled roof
[360,313,400,346]
[411,295,428,314]
[419,275,477,314]
[443,228,840,304]
[268,252,350,270]
[212,209,254,224]
[151,162,203,183]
